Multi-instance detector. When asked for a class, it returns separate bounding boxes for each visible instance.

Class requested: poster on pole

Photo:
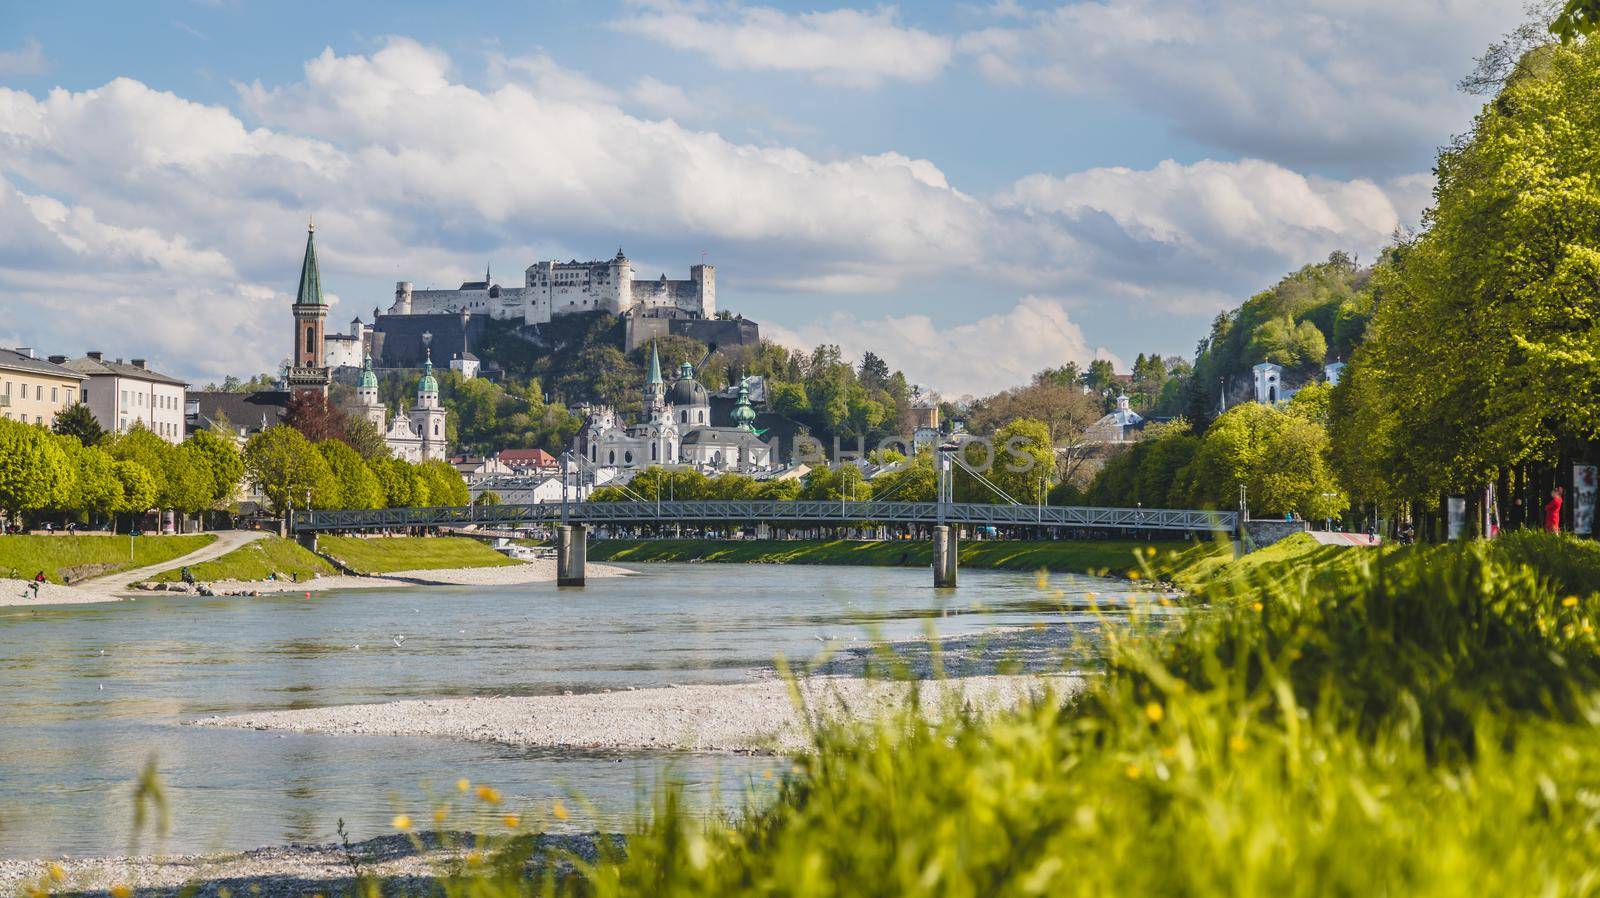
[1575,464,1598,536]
[1447,496,1467,540]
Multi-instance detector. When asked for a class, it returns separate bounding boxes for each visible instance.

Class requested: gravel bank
[0,578,121,608]
[197,674,1079,754]
[187,558,631,596]
[0,831,614,898]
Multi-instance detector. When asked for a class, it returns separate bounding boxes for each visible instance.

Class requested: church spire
[295,220,324,306]
[646,341,663,386]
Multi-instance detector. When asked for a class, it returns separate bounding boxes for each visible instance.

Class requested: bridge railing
[293,500,1237,534]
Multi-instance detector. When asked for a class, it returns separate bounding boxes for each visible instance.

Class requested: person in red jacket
[1545,486,1564,533]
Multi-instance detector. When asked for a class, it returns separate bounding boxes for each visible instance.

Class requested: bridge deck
[293,500,1236,534]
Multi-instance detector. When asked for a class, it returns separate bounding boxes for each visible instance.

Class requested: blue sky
[0,0,1521,394]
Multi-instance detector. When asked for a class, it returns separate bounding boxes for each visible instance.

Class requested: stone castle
[389,249,714,325]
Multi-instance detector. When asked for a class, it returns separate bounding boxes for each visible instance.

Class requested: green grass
[393,531,1600,897]
[572,537,1235,582]
[317,535,517,574]
[149,537,336,583]
[0,534,215,584]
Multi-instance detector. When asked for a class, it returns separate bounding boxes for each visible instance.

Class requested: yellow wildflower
[110,885,132,898]
[1251,602,1264,612]
[476,785,501,804]
[47,864,66,883]
[553,800,570,821]
[1229,735,1248,753]
[433,807,449,825]
[762,769,774,780]
[1128,570,1141,581]
[1144,702,1164,723]
[456,778,471,793]
[391,814,413,832]
[1124,763,1141,780]
[503,814,520,829]
[1562,596,1579,608]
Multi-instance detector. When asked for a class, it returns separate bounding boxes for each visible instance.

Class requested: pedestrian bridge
[292,500,1235,535]
[291,500,1236,589]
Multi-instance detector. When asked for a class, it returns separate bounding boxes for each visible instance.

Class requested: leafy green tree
[418,459,470,507]
[869,451,936,502]
[473,490,502,507]
[1553,0,1600,40]
[72,445,123,524]
[318,440,384,510]
[113,460,157,520]
[800,464,867,501]
[0,419,73,523]
[185,429,244,507]
[243,425,338,516]
[989,418,1054,505]
[105,424,171,503]
[342,417,389,461]
[370,456,428,508]
[164,444,216,516]
[1084,359,1117,393]
[52,403,105,446]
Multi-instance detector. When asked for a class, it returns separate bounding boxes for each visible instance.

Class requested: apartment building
[0,348,85,426]
[62,352,188,442]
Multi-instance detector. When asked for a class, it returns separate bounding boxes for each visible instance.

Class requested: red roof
[498,448,559,465]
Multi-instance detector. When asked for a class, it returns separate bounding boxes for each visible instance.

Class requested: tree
[988,418,1054,505]
[113,460,157,523]
[417,459,469,507]
[243,425,338,516]
[319,440,384,510]
[371,456,428,508]
[858,352,891,390]
[71,445,123,525]
[473,490,502,507]
[104,424,172,504]
[0,420,73,522]
[284,391,349,444]
[185,429,244,507]
[164,444,216,517]
[869,451,936,502]
[1553,0,1600,40]
[1084,359,1116,393]
[53,403,105,446]
[342,417,390,461]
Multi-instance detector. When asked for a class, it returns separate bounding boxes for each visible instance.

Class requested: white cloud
[0,38,48,76]
[766,296,1113,396]
[613,1,954,87]
[628,76,727,121]
[0,38,1422,386]
[957,0,1508,171]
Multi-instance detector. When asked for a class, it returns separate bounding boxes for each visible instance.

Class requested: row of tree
[240,425,468,516]
[0,413,241,529]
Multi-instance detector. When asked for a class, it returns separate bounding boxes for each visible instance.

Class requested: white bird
[353,644,361,650]
[393,635,406,647]
[98,684,104,690]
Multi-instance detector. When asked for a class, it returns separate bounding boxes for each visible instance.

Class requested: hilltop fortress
[389,248,714,324]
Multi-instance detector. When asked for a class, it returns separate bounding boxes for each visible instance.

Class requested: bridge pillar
[295,531,317,553]
[933,525,958,588]
[557,524,586,587]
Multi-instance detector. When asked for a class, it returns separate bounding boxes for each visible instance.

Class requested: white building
[1324,361,1347,386]
[579,344,772,475]
[350,352,449,461]
[470,474,578,505]
[324,317,368,370]
[65,352,188,442]
[1086,394,1145,444]
[389,249,714,326]
[1253,362,1289,405]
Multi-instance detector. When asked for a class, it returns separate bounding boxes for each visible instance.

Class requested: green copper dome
[417,354,438,394]
[732,379,758,430]
[359,354,378,389]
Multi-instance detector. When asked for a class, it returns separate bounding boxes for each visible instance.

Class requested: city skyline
[0,0,1522,394]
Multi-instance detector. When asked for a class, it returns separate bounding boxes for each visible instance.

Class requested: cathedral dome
[667,362,708,407]
[731,380,757,430]
[418,355,439,394]
[359,354,378,390]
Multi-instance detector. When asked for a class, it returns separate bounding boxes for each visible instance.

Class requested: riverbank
[0,533,216,584]
[0,832,612,898]
[146,557,630,597]
[197,673,1077,754]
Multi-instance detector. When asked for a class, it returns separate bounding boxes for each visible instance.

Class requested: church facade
[579,344,772,474]
[387,249,714,326]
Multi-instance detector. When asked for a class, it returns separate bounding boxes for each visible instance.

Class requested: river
[0,562,1160,858]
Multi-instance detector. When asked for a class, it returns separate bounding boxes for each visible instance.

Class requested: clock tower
[286,218,332,396]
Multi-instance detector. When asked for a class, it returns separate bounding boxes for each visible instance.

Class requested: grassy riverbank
[0,534,214,584]
[149,537,336,583]
[316,534,517,574]
[371,531,1600,896]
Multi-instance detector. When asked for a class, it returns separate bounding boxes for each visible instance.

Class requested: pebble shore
[0,831,614,898]
[197,673,1081,753]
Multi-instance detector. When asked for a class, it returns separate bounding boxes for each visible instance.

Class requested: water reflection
[0,562,1153,857]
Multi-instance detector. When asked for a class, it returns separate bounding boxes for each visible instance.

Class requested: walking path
[0,531,269,607]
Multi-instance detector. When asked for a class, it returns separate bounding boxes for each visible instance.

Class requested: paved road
[76,530,270,597]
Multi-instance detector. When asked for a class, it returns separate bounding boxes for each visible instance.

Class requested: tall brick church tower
[286,219,332,396]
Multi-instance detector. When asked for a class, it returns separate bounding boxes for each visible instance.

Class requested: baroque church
[285,222,450,462]
[579,343,772,474]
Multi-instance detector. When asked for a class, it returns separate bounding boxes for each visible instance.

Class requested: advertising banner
[1575,464,1598,536]
[1447,496,1467,540]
